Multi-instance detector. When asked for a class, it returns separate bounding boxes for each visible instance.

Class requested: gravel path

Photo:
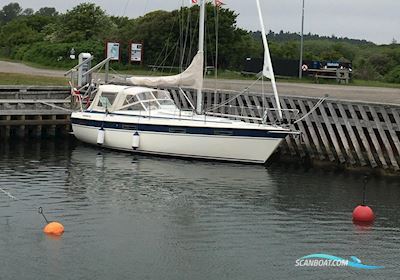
[0,60,65,77]
[204,79,400,105]
[2,60,400,105]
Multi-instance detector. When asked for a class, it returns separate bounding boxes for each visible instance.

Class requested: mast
[255,0,283,120]
[299,0,305,79]
[196,0,206,114]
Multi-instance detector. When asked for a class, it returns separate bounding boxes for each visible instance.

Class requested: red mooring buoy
[352,205,374,222]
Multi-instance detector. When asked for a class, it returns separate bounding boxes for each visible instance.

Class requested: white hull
[70,85,292,164]
[72,123,283,163]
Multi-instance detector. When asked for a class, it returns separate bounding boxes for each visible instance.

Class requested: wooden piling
[0,86,71,139]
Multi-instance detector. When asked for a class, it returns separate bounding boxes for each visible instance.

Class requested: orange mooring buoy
[43,222,65,236]
[352,176,375,224]
[38,207,64,236]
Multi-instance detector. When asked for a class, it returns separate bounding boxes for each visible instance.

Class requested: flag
[215,0,224,7]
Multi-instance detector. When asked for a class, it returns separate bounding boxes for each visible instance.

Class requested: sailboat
[70,0,298,163]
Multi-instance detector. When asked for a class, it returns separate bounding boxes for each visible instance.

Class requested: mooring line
[0,186,49,223]
[0,186,64,234]
[0,187,18,200]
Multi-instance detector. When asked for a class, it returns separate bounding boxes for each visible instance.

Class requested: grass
[350,79,400,89]
[1,57,399,88]
[0,72,69,86]
[0,56,71,71]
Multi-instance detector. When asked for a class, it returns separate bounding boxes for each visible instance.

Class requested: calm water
[0,139,399,280]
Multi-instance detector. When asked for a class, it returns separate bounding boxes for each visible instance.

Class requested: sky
[0,0,399,44]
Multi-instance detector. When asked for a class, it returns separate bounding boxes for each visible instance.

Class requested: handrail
[82,57,112,77]
[64,56,95,76]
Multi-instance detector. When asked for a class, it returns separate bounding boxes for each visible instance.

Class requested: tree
[0,2,22,24]
[36,7,58,17]
[18,14,59,33]
[353,59,381,81]
[57,3,114,42]
[385,65,400,83]
[22,8,34,16]
[0,20,39,55]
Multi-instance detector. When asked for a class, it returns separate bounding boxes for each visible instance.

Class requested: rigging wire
[170,40,180,74]
[205,75,263,112]
[293,96,327,124]
[179,2,184,73]
[206,14,215,71]
[121,0,130,17]
[186,9,200,68]
[143,0,149,16]
[151,17,179,73]
[214,2,219,92]
[180,3,191,71]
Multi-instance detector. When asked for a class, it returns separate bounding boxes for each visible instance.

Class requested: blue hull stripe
[71,118,288,139]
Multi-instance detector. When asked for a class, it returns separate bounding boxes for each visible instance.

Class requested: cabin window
[143,100,159,111]
[214,129,233,136]
[158,99,176,107]
[121,124,138,130]
[98,92,117,109]
[137,91,154,101]
[169,127,186,134]
[121,96,145,111]
[153,91,170,100]
[124,95,139,105]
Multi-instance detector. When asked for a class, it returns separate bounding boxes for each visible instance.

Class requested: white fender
[132,131,140,150]
[97,128,105,145]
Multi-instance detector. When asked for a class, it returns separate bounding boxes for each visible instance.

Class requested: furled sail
[126,51,204,90]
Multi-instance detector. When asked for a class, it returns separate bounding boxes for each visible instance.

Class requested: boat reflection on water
[69,145,274,182]
[68,144,400,226]
[67,144,278,211]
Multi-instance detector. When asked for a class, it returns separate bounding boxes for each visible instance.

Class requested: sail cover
[126,52,204,90]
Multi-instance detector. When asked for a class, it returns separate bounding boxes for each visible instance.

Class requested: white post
[196,0,206,114]
[255,0,283,120]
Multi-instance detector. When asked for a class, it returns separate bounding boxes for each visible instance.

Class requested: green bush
[16,40,104,68]
[385,65,400,83]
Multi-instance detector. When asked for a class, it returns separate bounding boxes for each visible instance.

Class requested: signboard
[130,43,143,63]
[106,42,120,61]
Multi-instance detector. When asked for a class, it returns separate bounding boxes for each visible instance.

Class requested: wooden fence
[168,88,400,172]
